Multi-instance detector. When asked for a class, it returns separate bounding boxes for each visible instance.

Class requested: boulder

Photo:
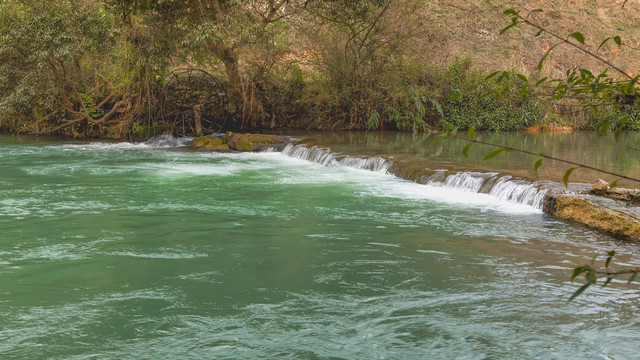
[591,179,609,195]
[550,195,640,242]
[191,132,292,151]
[191,135,230,150]
[225,132,289,151]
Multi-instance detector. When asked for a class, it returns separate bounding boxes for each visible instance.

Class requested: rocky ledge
[191,132,295,152]
[543,179,640,242]
[382,159,640,242]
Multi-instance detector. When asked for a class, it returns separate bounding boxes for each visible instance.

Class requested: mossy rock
[553,195,640,242]
[191,135,230,150]
[226,132,289,151]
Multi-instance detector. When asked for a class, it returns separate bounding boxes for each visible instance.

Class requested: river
[0,134,639,359]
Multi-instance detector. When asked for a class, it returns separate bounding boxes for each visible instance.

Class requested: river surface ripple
[0,136,639,359]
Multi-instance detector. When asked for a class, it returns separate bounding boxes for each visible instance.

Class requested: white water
[278,143,549,211]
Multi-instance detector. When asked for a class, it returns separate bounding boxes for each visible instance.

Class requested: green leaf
[605,251,616,268]
[610,180,619,189]
[538,43,560,70]
[627,74,640,92]
[615,126,623,143]
[597,37,612,51]
[483,148,509,160]
[569,32,585,44]
[486,71,501,81]
[516,74,528,82]
[534,158,543,176]
[503,9,518,15]
[571,266,587,281]
[430,135,450,146]
[535,29,543,37]
[462,143,472,158]
[500,18,518,35]
[569,283,590,301]
[614,35,622,46]
[468,128,475,140]
[563,167,577,186]
[629,270,638,283]
[586,270,597,284]
[429,98,444,118]
[616,149,624,162]
[535,77,548,86]
[602,277,613,288]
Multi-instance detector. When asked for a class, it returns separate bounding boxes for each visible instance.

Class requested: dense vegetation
[0,0,638,139]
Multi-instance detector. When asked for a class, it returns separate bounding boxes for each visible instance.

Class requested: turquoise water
[1,135,639,359]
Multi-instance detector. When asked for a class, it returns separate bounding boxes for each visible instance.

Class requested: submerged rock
[191,132,293,151]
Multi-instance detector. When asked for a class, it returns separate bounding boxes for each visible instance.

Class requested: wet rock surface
[545,194,640,242]
[191,132,295,151]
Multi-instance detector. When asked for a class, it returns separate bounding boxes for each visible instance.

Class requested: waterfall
[275,143,549,210]
[143,134,194,148]
[280,144,390,172]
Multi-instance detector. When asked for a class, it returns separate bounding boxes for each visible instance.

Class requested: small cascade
[280,144,390,172]
[438,172,496,193]
[143,134,193,148]
[275,143,551,210]
[488,177,548,210]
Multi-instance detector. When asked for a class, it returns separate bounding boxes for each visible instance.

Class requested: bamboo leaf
[534,158,543,176]
[500,18,518,35]
[569,283,590,301]
[605,251,616,268]
[429,98,444,118]
[571,266,587,281]
[569,32,585,44]
[430,135,450,146]
[538,43,560,70]
[483,148,509,160]
[462,143,472,158]
[614,35,622,46]
[597,37,611,51]
[610,180,619,189]
[615,126,623,143]
[486,71,501,81]
[535,77,548,86]
[563,167,577,186]
[516,74,528,82]
[627,74,640,92]
[468,128,475,140]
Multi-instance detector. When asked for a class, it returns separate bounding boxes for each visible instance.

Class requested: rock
[225,132,289,151]
[191,132,292,152]
[591,179,609,195]
[547,194,640,242]
[191,135,230,150]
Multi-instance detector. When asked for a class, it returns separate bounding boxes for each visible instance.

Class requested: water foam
[280,144,389,172]
[56,134,193,151]
[275,143,548,212]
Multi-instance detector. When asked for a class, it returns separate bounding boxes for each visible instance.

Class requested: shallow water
[299,131,640,187]
[1,135,639,359]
